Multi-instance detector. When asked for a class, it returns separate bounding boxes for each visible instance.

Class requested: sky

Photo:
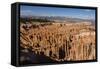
[20,5,96,20]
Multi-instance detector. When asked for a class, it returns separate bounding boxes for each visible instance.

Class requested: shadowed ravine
[20,47,58,65]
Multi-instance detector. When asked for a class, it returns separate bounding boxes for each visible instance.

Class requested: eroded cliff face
[20,22,96,62]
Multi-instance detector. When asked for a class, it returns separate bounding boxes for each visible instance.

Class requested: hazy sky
[20,5,95,20]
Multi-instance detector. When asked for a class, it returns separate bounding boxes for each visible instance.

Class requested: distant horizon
[20,5,96,20]
[20,15,96,20]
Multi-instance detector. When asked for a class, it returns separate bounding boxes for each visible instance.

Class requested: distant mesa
[20,15,95,24]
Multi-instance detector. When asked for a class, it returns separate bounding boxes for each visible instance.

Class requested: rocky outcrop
[20,22,96,62]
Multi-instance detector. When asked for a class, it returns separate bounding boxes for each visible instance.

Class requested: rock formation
[20,22,96,62]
